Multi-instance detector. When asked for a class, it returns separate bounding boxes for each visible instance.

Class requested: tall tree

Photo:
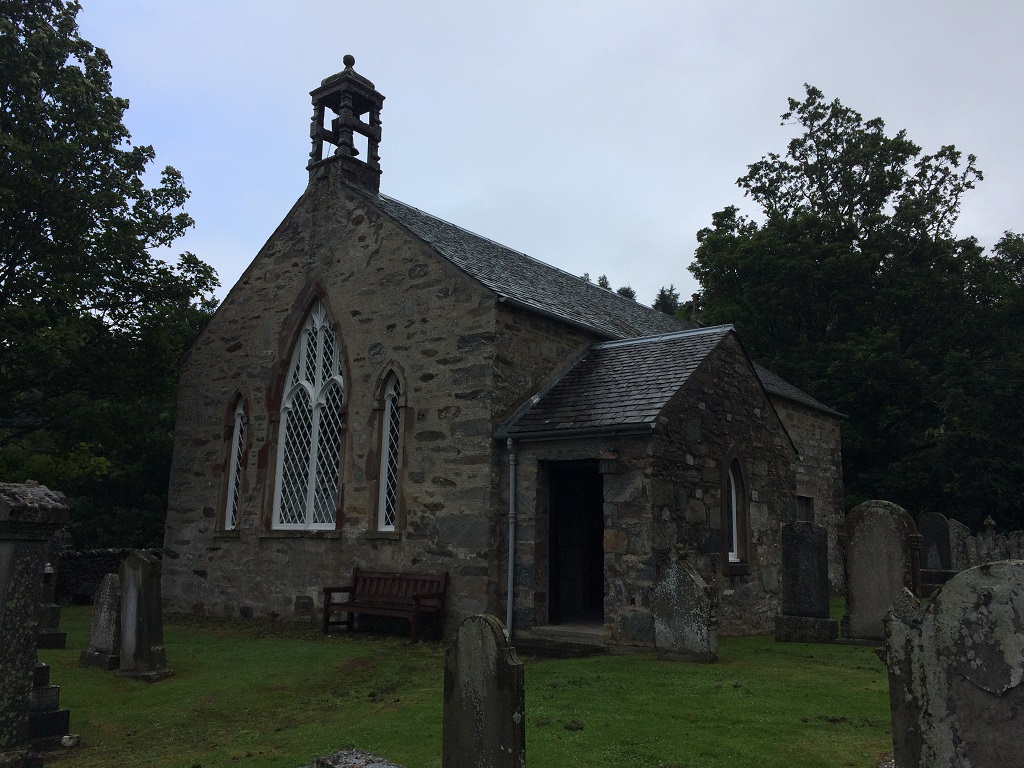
[0,0,218,546]
[690,85,1023,529]
[653,284,680,315]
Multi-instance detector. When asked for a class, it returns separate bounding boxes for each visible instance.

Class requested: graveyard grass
[41,605,891,768]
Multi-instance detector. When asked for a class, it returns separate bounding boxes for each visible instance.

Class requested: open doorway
[547,461,604,625]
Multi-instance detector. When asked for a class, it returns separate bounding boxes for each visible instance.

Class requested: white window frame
[272,302,345,530]
[376,374,402,531]
[727,464,739,563]
[225,399,246,530]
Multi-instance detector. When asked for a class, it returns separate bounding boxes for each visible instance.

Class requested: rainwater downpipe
[506,437,517,633]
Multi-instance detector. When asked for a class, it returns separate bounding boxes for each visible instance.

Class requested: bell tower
[308,55,385,193]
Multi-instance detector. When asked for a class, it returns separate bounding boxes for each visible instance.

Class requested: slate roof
[752,364,843,417]
[373,193,839,419]
[499,325,734,437]
[376,195,693,339]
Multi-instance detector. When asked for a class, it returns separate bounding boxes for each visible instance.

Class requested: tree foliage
[690,85,1024,530]
[0,0,218,547]
[653,284,680,315]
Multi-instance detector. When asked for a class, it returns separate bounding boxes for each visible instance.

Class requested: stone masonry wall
[165,169,528,630]
[652,335,798,636]
[770,398,844,595]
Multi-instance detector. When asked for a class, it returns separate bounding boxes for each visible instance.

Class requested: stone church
[163,58,843,649]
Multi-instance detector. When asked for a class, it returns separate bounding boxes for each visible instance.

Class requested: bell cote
[308,55,385,193]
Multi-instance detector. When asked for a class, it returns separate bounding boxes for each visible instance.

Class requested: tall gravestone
[882,561,1024,767]
[0,482,70,768]
[117,551,173,682]
[651,546,718,661]
[946,518,971,572]
[775,522,837,643]
[844,500,918,641]
[442,615,525,768]
[917,512,951,572]
[79,573,121,670]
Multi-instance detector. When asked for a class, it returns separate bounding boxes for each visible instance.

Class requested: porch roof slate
[499,325,734,437]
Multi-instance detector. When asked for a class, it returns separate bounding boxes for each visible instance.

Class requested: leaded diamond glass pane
[278,389,313,526]
[303,325,317,384]
[312,382,344,525]
[380,377,401,529]
[321,327,336,386]
[227,404,245,529]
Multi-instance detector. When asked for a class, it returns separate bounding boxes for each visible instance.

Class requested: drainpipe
[506,437,517,634]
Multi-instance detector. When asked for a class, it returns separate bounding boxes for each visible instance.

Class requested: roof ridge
[593,324,733,350]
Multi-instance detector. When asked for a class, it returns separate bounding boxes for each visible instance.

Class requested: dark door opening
[548,461,604,624]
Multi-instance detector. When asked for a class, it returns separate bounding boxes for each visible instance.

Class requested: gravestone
[117,551,173,682]
[882,561,1024,768]
[918,512,951,571]
[775,522,837,643]
[946,518,971,571]
[0,482,71,767]
[975,516,1007,563]
[442,615,524,768]
[844,500,918,641]
[79,573,121,670]
[652,546,718,661]
[35,555,65,650]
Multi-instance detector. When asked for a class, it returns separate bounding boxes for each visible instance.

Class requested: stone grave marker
[844,500,918,641]
[118,550,173,682]
[882,561,1024,767]
[79,573,121,670]
[775,521,837,643]
[0,481,71,767]
[652,546,719,661]
[442,615,524,768]
[918,512,951,571]
[947,518,971,571]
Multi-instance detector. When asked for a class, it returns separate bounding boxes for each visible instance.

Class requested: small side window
[225,399,246,530]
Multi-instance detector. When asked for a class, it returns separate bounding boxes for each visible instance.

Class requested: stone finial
[343,54,355,68]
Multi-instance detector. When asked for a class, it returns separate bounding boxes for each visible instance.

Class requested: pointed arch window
[724,459,749,572]
[376,374,402,531]
[273,302,345,530]
[224,399,246,530]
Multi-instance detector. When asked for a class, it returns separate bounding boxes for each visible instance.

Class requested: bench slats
[323,567,449,643]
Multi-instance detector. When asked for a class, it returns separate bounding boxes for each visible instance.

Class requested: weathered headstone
[947,518,971,572]
[775,522,837,643]
[843,500,918,641]
[976,515,1007,563]
[652,546,718,661]
[882,561,1024,768]
[0,482,70,767]
[917,512,951,571]
[117,551,173,682]
[79,573,121,670]
[442,615,524,768]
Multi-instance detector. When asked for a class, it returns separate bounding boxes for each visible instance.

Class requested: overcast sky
[77,1,1024,306]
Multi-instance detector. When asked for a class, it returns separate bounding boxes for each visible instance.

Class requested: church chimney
[307,55,385,193]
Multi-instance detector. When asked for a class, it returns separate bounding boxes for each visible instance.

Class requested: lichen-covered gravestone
[0,482,70,768]
[442,615,524,768]
[844,500,918,641]
[774,521,837,643]
[79,573,121,670]
[117,551,173,682]
[651,546,718,661]
[882,561,1024,768]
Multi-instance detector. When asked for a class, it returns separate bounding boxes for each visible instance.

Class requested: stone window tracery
[273,302,345,530]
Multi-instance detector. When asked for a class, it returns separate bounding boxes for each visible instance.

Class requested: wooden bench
[322,568,449,643]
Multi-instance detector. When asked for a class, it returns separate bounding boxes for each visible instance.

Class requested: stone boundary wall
[57,548,162,600]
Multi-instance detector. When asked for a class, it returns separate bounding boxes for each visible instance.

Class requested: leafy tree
[597,274,611,289]
[0,1,218,547]
[653,284,680,315]
[690,85,1023,529]
[615,285,637,301]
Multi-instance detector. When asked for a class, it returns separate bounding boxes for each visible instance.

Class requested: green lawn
[39,606,891,768]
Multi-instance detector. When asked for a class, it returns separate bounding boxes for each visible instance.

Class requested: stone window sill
[212,530,241,539]
[723,561,751,577]
[363,531,401,541]
[258,530,342,539]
